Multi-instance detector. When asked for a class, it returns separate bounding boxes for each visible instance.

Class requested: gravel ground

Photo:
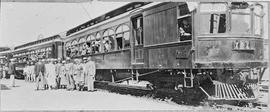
[0,79,211,111]
[1,79,268,111]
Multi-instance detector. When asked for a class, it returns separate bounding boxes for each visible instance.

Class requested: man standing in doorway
[83,57,96,92]
[8,59,16,87]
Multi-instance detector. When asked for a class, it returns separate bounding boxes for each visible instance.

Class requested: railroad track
[94,81,268,110]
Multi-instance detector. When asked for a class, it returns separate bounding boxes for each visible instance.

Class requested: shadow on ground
[1,84,11,90]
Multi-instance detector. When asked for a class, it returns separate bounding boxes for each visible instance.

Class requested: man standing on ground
[8,59,16,87]
[65,57,75,90]
[55,58,62,89]
[83,57,96,92]
[34,59,46,90]
[46,59,57,90]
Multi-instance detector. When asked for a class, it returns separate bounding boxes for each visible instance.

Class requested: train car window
[200,3,227,34]
[115,25,130,50]
[253,4,263,35]
[230,4,251,35]
[94,33,102,53]
[178,17,192,41]
[116,34,123,50]
[132,16,143,46]
[103,29,115,52]
[123,32,130,48]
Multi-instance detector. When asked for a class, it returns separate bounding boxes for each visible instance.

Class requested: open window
[103,29,115,52]
[65,42,71,57]
[199,3,227,34]
[115,24,130,50]
[132,16,143,46]
[177,4,192,41]
[78,37,86,56]
[71,40,78,57]
[93,33,102,53]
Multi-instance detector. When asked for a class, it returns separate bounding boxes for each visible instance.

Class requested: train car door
[131,14,144,66]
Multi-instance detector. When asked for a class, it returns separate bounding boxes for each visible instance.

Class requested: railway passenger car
[12,35,63,78]
[64,2,267,104]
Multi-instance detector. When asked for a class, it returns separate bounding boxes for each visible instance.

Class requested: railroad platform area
[0,79,205,111]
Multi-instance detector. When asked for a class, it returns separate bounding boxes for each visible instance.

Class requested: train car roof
[14,35,61,51]
[64,2,163,42]
[65,2,151,37]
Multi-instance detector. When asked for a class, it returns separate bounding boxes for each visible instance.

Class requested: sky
[0,1,129,48]
[0,2,268,48]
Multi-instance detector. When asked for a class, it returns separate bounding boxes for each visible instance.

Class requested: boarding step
[200,81,256,101]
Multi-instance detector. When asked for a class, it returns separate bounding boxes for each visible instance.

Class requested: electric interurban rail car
[2,2,267,104]
[8,35,63,78]
[63,2,267,103]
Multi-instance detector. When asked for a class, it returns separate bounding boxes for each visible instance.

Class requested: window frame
[198,2,229,35]
[230,6,252,35]
[115,24,130,50]
[92,32,103,54]
[133,16,143,46]
[102,29,116,52]
[252,4,264,36]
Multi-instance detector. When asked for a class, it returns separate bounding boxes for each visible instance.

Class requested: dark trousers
[56,76,61,88]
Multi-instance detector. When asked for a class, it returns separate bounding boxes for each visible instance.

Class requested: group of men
[23,57,96,92]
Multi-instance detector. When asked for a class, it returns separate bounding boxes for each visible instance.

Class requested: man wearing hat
[59,60,67,89]
[83,57,96,92]
[23,61,30,82]
[8,59,16,87]
[34,59,46,90]
[43,59,49,90]
[29,61,36,82]
[73,59,84,91]
[45,59,57,90]
[55,58,62,89]
[65,57,75,90]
